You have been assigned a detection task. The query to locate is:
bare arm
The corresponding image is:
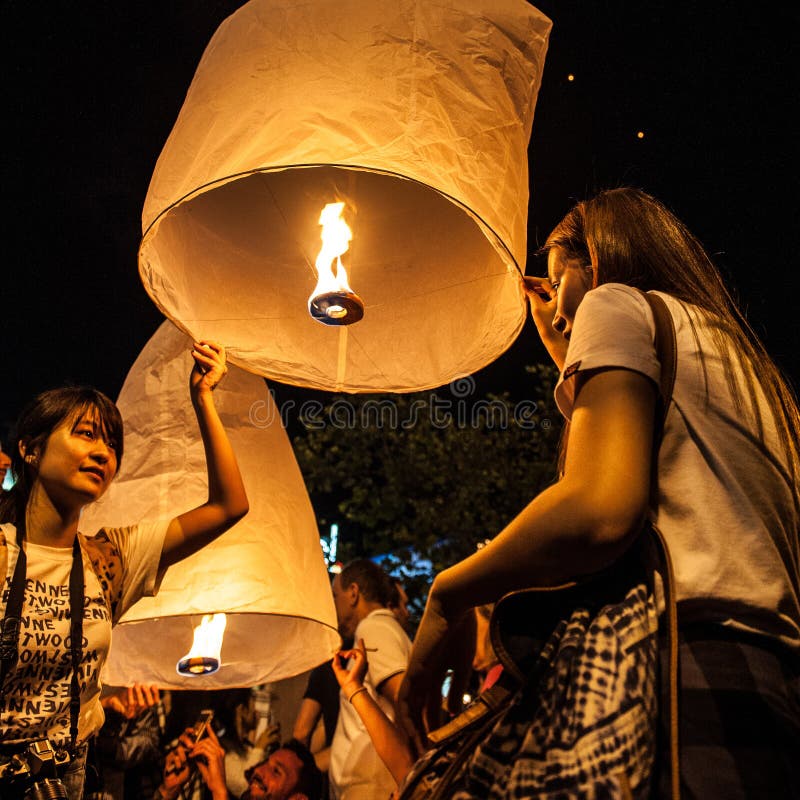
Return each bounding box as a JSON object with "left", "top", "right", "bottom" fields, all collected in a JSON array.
[
  {"left": 398, "top": 368, "right": 656, "bottom": 743},
  {"left": 434, "top": 368, "right": 655, "bottom": 603},
  {"left": 333, "top": 642, "right": 415, "bottom": 787},
  {"left": 160, "top": 341, "right": 249, "bottom": 571},
  {"left": 292, "top": 697, "right": 323, "bottom": 748}
]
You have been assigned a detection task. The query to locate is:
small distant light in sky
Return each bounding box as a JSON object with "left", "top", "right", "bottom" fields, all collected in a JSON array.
[
  {"left": 637, "top": 130, "right": 645, "bottom": 139},
  {"left": 567, "top": 73, "right": 575, "bottom": 82}
]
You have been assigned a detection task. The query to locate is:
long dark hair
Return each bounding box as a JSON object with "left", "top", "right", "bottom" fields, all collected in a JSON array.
[
  {"left": 542, "top": 187, "right": 800, "bottom": 500},
  {"left": 0, "top": 386, "right": 124, "bottom": 525}
]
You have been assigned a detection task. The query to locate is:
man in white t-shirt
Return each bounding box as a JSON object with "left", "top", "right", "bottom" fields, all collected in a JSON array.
[{"left": 328, "top": 560, "right": 412, "bottom": 800}]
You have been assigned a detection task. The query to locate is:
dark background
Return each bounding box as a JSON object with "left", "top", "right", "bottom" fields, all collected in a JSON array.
[{"left": 2, "top": 1, "right": 798, "bottom": 437}]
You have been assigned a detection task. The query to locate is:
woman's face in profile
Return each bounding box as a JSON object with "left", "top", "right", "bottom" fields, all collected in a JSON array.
[{"left": 547, "top": 247, "right": 595, "bottom": 341}]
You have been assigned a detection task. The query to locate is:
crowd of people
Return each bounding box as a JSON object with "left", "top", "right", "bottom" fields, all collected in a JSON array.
[
  {"left": 1, "top": 188, "right": 798, "bottom": 799},
  {"left": 76, "top": 558, "right": 477, "bottom": 800}
]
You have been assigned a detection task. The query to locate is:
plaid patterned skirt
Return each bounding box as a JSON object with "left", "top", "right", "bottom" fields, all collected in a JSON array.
[
  {"left": 398, "top": 550, "right": 800, "bottom": 800},
  {"left": 659, "top": 624, "right": 800, "bottom": 800}
]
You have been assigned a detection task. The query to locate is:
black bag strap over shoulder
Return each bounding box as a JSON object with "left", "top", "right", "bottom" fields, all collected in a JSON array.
[
  {"left": 643, "top": 291, "right": 677, "bottom": 438},
  {"left": 0, "top": 518, "right": 85, "bottom": 754},
  {"left": 639, "top": 290, "right": 680, "bottom": 800},
  {"left": 0, "top": 525, "right": 27, "bottom": 692}
]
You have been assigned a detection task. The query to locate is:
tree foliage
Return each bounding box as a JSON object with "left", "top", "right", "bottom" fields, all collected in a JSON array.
[{"left": 292, "top": 364, "right": 563, "bottom": 616}]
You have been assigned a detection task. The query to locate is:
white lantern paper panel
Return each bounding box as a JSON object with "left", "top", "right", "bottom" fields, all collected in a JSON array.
[
  {"left": 81, "top": 321, "right": 340, "bottom": 688},
  {"left": 139, "top": 0, "right": 552, "bottom": 393}
]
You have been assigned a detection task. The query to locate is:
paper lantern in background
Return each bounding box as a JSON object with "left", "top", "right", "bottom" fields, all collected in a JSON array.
[
  {"left": 138, "top": 0, "right": 552, "bottom": 392},
  {"left": 81, "top": 321, "right": 340, "bottom": 688}
]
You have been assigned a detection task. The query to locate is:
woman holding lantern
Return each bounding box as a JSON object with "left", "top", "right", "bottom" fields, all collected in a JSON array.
[
  {"left": 0, "top": 340, "right": 248, "bottom": 800},
  {"left": 397, "top": 188, "right": 800, "bottom": 799}
]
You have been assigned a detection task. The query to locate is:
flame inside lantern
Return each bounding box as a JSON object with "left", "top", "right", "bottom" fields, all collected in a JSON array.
[
  {"left": 176, "top": 613, "right": 227, "bottom": 676},
  {"left": 308, "top": 202, "right": 364, "bottom": 325}
]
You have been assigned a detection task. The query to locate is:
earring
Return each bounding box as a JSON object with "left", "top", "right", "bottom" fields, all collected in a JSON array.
[{"left": 25, "top": 454, "right": 38, "bottom": 465}]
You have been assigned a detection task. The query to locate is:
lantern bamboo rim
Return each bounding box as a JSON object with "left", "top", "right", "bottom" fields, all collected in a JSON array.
[{"left": 140, "top": 162, "right": 521, "bottom": 275}]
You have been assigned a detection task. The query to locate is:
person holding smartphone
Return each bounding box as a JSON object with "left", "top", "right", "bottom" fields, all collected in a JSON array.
[{"left": 154, "top": 726, "right": 322, "bottom": 800}]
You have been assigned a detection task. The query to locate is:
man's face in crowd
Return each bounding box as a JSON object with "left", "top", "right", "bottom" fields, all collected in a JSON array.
[
  {"left": 331, "top": 573, "right": 358, "bottom": 639},
  {"left": 241, "top": 748, "right": 306, "bottom": 800}
]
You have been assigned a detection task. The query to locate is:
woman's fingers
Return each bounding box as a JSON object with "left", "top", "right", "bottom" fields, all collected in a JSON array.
[
  {"left": 190, "top": 340, "right": 228, "bottom": 390},
  {"left": 523, "top": 275, "right": 555, "bottom": 301},
  {"left": 332, "top": 644, "right": 368, "bottom": 688},
  {"left": 143, "top": 683, "right": 160, "bottom": 707},
  {"left": 522, "top": 276, "right": 568, "bottom": 369},
  {"left": 191, "top": 344, "right": 223, "bottom": 371}
]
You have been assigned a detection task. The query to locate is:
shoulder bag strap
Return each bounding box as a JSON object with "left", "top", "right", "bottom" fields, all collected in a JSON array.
[
  {"left": 68, "top": 536, "right": 84, "bottom": 750},
  {"left": 640, "top": 290, "right": 680, "bottom": 800},
  {"left": 644, "top": 291, "right": 677, "bottom": 444},
  {"left": 0, "top": 525, "right": 27, "bottom": 695},
  {"left": 0, "top": 518, "right": 84, "bottom": 752}
]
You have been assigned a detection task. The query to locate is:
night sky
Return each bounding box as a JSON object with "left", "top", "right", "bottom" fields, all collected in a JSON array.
[{"left": 2, "top": 1, "right": 798, "bottom": 438}]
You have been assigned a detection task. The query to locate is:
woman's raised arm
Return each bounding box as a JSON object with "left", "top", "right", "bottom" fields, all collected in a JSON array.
[{"left": 159, "top": 341, "right": 249, "bottom": 570}]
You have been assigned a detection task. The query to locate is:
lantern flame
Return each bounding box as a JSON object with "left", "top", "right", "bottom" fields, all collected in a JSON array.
[
  {"left": 176, "top": 613, "right": 227, "bottom": 676},
  {"left": 308, "top": 202, "right": 364, "bottom": 325},
  {"left": 313, "top": 202, "right": 353, "bottom": 295}
]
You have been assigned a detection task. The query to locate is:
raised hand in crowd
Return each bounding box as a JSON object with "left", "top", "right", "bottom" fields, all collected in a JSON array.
[
  {"left": 234, "top": 693, "right": 281, "bottom": 751},
  {"left": 155, "top": 725, "right": 229, "bottom": 800},
  {"left": 332, "top": 638, "right": 414, "bottom": 789},
  {"left": 101, "top": 682, "right": 161, "bottom": 719}
]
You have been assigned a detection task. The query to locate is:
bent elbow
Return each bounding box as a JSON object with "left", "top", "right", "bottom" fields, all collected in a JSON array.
[
  {"left": 220, "top": 496, "right": 249, "bottom": 527},
  {"left": 589, "top": 507, "right": 647, "bottom": 555},
  {"left": 230, "top": 499, "right": 250, "bottom": 522}
]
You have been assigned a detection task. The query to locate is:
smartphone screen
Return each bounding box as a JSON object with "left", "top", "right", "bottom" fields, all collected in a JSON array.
[
  {"left": 252, "top": 689, "right": 273, "bottom": 743},
  {"left": 440, "top": 669, "right": 454, "bottom": 700}
]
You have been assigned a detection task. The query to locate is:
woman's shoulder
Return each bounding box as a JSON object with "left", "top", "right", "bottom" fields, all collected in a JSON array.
[
  {"left": 585, "top": 282, "right": 653, "bottom": 309},
  {"left": 587, "top": 284, "right": 699, "bottom": 319},
  {"left": 578, "top": 283, "right": 698, "bottom": 336},
  {"left": 0, "top": 523, "right": 17, "bottom": 553},
  {"left": 571, "top": 283, "right": 655, "bottom": 340}
]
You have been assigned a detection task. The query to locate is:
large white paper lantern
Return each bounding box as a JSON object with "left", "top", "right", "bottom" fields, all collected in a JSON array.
[
  {"left": 81, "top": 321, "right": 340, "bottom": 688},
  {"left": 138, "top": 0, "right": 552, "bottom": 392}
]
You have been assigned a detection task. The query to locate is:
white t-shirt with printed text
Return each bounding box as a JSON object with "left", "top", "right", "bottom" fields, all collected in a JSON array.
[{"left": 0, "top": 521, "right": 167, "bottom": 746}]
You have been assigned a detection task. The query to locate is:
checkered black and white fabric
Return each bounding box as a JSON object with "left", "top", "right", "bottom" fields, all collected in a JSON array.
[{"left": 399, "top": 561, "right": 660, "bottom": 800}]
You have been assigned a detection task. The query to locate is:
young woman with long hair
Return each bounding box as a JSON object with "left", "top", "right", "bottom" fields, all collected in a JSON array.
[
  {"left": 397, "top": 188, "right": 799, "bottom": 798},
  {"left": 0, "top": 341, "right": 248, "bottom": 799}
]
